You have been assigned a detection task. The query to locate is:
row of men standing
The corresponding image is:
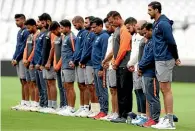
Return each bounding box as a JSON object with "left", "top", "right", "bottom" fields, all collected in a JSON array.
[{"left": 11, "top": 11, "right": 134, "bottom": 120}]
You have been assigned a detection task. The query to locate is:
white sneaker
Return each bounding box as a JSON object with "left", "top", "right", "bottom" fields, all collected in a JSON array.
[
  {"left": 86, "top": 110, "right": 93, "bottom": 117},
  {"left": 151, "top": 118, "right": 176, "bottom": 130},
  {"left": 87, "top": 111, "right": 99, "bottom": 118},
  {"left": 68, "top": 108, "right": 76, "bottom": 116},
  {"left": 30, "top": 106, "right": 39, "bottom": 112},
  {"left": 72, "top": 107, "right": 84, "bottom": 117},
  {"left": 56, "top": 106, "right": 67, "bottom": 115},
  {"left": 39, "top": 107, "right": 48, "bottom": 113},
  {"left": 56, "top": 107, "right": 62, "bottom": 112},
  {"left": 58, "top": 107, "right": 75, "bottom": 116},
  {"left": 79, "top": 109, "right": 91, "bottom": 117},
  {"left": 108, "top": 113, "right": 119, "bottom": 121},
  {"left": 57, "top": 109, "right": 67, "bottom": 116},
  {"left": 22, "top": 105, "right": 31, "bottom": 111},
  {"left": 62, "top": 107, "right": 75, "bottom": 116},
  {"left": 11, "top": 104, "right": 24, "bottom": 110},
  {"left": 43, "top": 108, "right": 56, "bottom": 114}
]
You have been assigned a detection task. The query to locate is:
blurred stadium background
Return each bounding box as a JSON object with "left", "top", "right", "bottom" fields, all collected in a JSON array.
[{"left": 1, "top": 0, "right": 195, "bottom": 82}]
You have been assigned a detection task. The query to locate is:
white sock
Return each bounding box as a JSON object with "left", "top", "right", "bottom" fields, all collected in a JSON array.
[
  {"left": 94, "top": 103, "right": 100, "bottom": 112},
  {"left": 48, "top": 100, "right": 52, "bottom": 108},
  {"left": 90, "top": 103, "right": 94, "bottom": 112},
  {"left": 52, "top": 101, "right": 57, "bottom": 109}
]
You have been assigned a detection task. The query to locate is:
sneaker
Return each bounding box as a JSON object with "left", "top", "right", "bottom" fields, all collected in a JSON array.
[
  {"left": 143, "top": 118, "right": 157, "bottom": 128},
  {"left": 131, "top": 115, "right": 141, "bottom": 125},
  {"left": 55, "top": 106, "right": 67, "bottom": 113},
  {"left": 87, "top": 111, "right": 98, "bottom": 118},
  {"left": 79, "top": 109, "right": 91, "bottom": 118},
  {"left": 22, "top": 105, "right": 31, "bottom": 111},
  {"left": 110, "top": 117, "right": 127, "bottom": 123},
  {"left": 93, "top": 112, "right": 107, "bottom": 120},
  {"left": 38, "top": 107, "right": 48, "bottom": 113},
  {"left": 151, "top": 118, "right": 176, "bottom": 130},
  {"left": 136, "top": 116, "right": 148, "bottom": 126},
  {"left": 128, "top": 112, "right": 137, "bottom": 119},
  {"left": 100, "top": 113, "right": 113, "bottom": 121},
  {"left": 44, "top": 108, "right": 56, "bottom": 114},
  {"left": 72, "top": 107, "right": 84, "bottom": 117},
  {"left": 30, "top": 106, "right": 39, "bottom": 112},
  {"left": 109, "top": 113, "right": 119, "bottom": 120},
  {"left": 66, "top": 108, "right": 76, "bottom": 116},
  {"left": 11, "top": 104, "right": 22, "bottom": 110},
  {"left": 58, "top": 107, "right": 75, "bottom": 116},
  {"left": 57, "top": 107, "right": 69, "bottom": 116}
]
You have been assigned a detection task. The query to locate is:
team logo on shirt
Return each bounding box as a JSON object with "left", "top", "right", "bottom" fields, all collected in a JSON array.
[
  {"left": 95, "top": 37, "right": 100, "bottom": 43},
  {"left": 21, "top": 30, "right": 25, "bottom": 36}
]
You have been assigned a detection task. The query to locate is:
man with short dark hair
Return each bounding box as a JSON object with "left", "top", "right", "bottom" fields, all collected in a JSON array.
[
  {"left": 148, "top": 1, "right": 180, "bottom": 129},
  {"left": 138, "top": 22, "right": 161, "bottom": 127},
  {"left": 29, "top": 16, "right": 48, "bottom": 112},
  {"left": 107, "top": 11, "right": 133, "bottom": 123},
  {"left": 91, "top": 17, "right": 109, "bottom": 120},
  {"left": 11, "top": 14, "right": 30, "bottom": 110},
  {"left": 56, "top": 19, "right": 76, "bottom": 116},
  {"left": 22, "top": 18, "right": 40, "bottom": 111},
  {"left": 39, "top": 13, "right": 57, "bottom": 113},
  {"left": 79, "top": 16, "right": 100, "bottom": 118},
  {"left": 126, "top": 18, "right": 147, "bottom": 125},
  {"left": 70, "top": 16, "right": 89, "bottom": 117},
  {"left": 101, "top": 18, "right": 119, "bottom": 121},
  {"left": 49, "top": 21, "right": 67, "bottom": 111}
]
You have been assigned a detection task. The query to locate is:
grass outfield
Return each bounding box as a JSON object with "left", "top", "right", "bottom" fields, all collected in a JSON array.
[{"left": 1, "top": 77, "right": 195, "bottom": 131}]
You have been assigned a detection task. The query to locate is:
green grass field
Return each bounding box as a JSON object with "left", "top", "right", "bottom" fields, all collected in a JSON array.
[{"left": 1, "top": 77, "right": 195, "bottom": 131}]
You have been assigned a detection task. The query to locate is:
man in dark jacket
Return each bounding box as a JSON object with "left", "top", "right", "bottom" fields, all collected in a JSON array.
[
  {"left": 79, "top": 16, "right": 100, "bottom": 117},
  {"left": 11, "top": 14, "right": 30, "bottom": 110},
  {"left": 148, "top": 1, "right": 180, "bottom": 129},
  {"left": 70, "top": 16, "right": 89, "bottom": 117},
  {"left": 91, "top": 17, "right": 109, "bottom": 120},
  {"left": 138, "top": 23, "right": 161, "bottom": 127}
]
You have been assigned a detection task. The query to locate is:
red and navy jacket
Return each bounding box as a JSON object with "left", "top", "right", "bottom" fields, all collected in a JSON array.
[{"left": 13, "top": 27, "right": 30, "bottom": 62}]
